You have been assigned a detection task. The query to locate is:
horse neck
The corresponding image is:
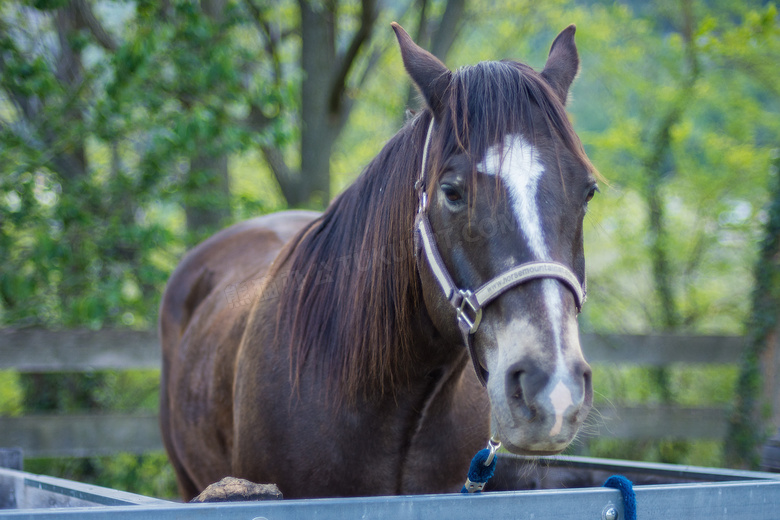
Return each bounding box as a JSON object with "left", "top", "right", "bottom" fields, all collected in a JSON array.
[{"left": 277, "top": 114, "right": 459, "bottom": 404}]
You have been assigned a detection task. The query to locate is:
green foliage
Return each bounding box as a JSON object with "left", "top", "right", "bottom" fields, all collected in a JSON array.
[
  {"left": 591, "top": 365, "right": 738, "bottom": 408},
  {"left": 1, "top": 0, "right": 779, "bottom": 493},
  {"left": 0, "top": 0, "right": 296, "bottom": 327},
  {"left": 583, "top": 439, "right": 724, "bottom": 468},
  {"left": 17, "top": 370, "right": 161, "bottom": 413},
  {"left": 24, "top": 453, "right": 178, "bottom": 499},
  {"left": 571, "top": 2, "right": 780, "bottom": 336},
  {"left": 0, "top": 371, "right": 23, "bottom": 416},
  {"left": 13, "top": 370, "right": 176, "bottom": 497},
  {"left": 21, "top": 373, "right": 107, "bottom": 412}
]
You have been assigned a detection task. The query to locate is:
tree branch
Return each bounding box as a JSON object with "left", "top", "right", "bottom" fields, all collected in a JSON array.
[
  {"left": 642, "top": 0, "right": 701, "bottom": 331},
  {"left": 327, "top": 0, "right": 377, "bottom": 115},
  {"left": 245, "top": 102, "right": 274, "bottom": 131},
  {"left": 429, "top": 0, "right": 465, "bottom": 60},
  {"left": 246, "top": 103, "right": 299, "bottom": 206},
  {"left": 0, "top": 38, "right": 39, "bottom": 125},
  {"left": 403, "top": 0, "right": 463, "bottom": 114},
  {"left": 414, "top": 0, "right": 429, "bottom": 43},
  {"left": 260, "top": 144, "right": 301, "bottom": 206},
  {"left": 244, "top": 0, "right": 284, "bottom": 87},
  {"left": 70, "top": 0, "right": 118, "bottom": 52},
  {"left": 356, "top": 46, "right": 383, "bottom": 89}
]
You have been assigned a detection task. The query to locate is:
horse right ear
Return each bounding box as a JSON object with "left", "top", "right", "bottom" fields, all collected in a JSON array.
[
  {"left": 392, "top": 22, "right": 451, "bottom": 118},
  {"left": 541, "top": 25, "right": 579, "bottom": 105}
]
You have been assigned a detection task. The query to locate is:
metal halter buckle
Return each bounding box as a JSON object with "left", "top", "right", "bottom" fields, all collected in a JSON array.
[
  {"left": 484, "top": 437, "right": 501, "bottom": 466},
  {"left": 456, "top": 290, "right": 482, "bottom": 334}
]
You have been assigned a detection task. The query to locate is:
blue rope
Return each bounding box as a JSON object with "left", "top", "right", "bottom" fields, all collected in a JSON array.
[
  {"left": 603, "top": 475, "right": 637, "bottom": 520},
  {"left": 459, "top": 443, "right": 637, "bottom": 517},
  {"left": 460, "top": 448, "right": 497, "bottom": 493}
]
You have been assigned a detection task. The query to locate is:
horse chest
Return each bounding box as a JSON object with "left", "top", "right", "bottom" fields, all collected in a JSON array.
[
  {"left": 395, "top": 366, "right": 490, "bottom": 494},
  {"left": 233, "top": 361, "right": 488, "bottom": 498}
]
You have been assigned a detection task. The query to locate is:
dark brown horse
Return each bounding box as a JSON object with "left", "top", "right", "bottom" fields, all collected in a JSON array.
[{"left": 160, "top": 23, "right": 598, "bottom": 500}]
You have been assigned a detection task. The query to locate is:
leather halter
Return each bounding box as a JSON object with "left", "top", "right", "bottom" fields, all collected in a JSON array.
[{"left": 413, "top": 118, "right": 586, "bottom": 386}]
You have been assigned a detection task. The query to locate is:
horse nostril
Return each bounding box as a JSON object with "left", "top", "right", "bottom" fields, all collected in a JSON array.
[
  {"left": 510, "top": 369, "right": 524, "bottom": 399},
  {"left": 579, "top": 363, "right": 592, "bottom": 398},
  {"left": 581, "top": 364, "right": 593, "bottom": 407},
  {"left": 509, "top": 369, "right": 539, "bottom": 420},
  {"left": 567, "top": 362, "right": 592, "bottom": 424}
]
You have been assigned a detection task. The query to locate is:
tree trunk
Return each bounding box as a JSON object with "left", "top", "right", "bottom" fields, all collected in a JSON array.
[
  {"left": 258, "top": 0, "right": 461, "bottom": 209},
  {"left": 298, "top": 0, "right": 339, "bottom": 208},
  {"left": 53, "top": 4, "right": 88, "bottom": 182},
  {"left": 645, "top": 144, "right": 681, "bottom": 333},
  {"left": 726, "top": 149, "right": 780, "bottom": 468},
  {"left": 20, "top": 1, "right": 109, "bottom": 417},
  {"left": 185, "top": 154, "right": 231, "bottom": 236},
  {"left": 642, "top": 0, "right": 698, "bottom": 407},
  {"left": 53, "top": 3, "right": 91, "bottom": 320},
  {"left": 182, "top": 0, "right": 232, "bottom": 236}
]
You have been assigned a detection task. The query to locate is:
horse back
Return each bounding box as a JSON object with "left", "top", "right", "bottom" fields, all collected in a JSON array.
[
  {"left": 160, "top": 211, "right": 316, "bottom": 340},
  {"left": 159, "top": 210, "right": 319, "bottom": 499}
]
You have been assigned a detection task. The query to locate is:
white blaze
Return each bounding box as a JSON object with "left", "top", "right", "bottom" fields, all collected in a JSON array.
[
  {"left": 479, "top": 134, "right": 572, "bottom": 436},
  {"left": 479, "top": 135, "right": 547, "bottom": 257},
  {"left": 478, "top": 135, "right": 563, "bottom": 346}
]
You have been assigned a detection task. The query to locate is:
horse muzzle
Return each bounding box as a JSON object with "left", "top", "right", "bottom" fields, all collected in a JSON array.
[{"left": 483, "top": 313, "right": 593, "bottom": 454}]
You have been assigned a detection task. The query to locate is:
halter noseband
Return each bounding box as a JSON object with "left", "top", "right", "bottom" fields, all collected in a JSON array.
[{"left": 413, "top": 118, "right": 586, "bottom": 386}]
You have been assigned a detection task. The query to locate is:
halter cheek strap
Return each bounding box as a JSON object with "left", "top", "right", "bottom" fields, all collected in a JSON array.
[{"left": 414, "top": 117, "right": 587, "bottom": 386}]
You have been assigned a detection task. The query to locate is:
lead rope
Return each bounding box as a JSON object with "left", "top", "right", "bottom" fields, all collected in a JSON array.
[
  {"left": 603, "top": 475, "right": 637, "bottom": 520},
  {"left": 461, "top": 444, "right": 639, "bottom": 513},
  {"left": 461, "top": 437, "right": 501, "bottom": 493}
]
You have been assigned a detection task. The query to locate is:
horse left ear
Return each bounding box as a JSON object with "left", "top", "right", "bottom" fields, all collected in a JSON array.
[
  {"left": 392, "top": 22, "right": 452, "bottom": 118},
  {"left": 541, "top": 25, "right": 579, "bottom": 105}
]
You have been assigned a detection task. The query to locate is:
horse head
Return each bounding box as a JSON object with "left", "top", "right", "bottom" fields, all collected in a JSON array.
[{"left": 393, "top": 23, "right": 596, "bottom": 455}]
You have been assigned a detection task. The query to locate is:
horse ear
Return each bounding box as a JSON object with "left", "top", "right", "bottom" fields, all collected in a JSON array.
[
  {"left": 392, "top": 22, "right": 451, "bottom": 118},
  {"left": 541, "top": 25, "right": 579, "bottom": 105}
]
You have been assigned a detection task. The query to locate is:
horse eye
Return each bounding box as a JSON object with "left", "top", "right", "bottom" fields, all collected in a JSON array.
[
  {"left": 585, "top": 185, "right": 599, "bottom": 203},
  {"left": 441, "top": 184, "right": 463, "bottom": 203}
]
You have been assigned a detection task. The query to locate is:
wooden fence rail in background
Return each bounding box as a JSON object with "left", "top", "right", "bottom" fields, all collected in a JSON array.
[
  {"left": 0, "top": 329, "right": 160, "bottom": 372},
  {"left": 0, "top": 329, "right": 747, "bottom": 457}
]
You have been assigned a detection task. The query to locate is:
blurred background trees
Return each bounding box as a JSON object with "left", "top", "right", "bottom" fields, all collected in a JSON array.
[{"left": 0, "top": 0, "right": 778, "bottom": 494}]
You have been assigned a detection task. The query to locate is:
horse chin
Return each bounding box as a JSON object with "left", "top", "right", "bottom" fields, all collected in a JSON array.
[
  {"left": 491, "top": 415, "right": 577, "bottom": 456},
  {"left": 498, "top": 435, "right": 571, "bottom": 457}
]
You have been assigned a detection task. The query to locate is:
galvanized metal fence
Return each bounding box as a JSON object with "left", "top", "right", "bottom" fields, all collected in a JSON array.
[{"left": 3, "top": 454, "right": 780, "bottom": 519}]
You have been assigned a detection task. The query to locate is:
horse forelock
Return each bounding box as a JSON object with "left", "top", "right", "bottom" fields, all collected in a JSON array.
[{"left": 427, "top": 60, "right": 598, "bottom": 201}]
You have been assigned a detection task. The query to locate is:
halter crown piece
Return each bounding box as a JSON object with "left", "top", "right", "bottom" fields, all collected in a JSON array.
[{"left": 413, "top": 117, "right": 587, "bottom": 386}]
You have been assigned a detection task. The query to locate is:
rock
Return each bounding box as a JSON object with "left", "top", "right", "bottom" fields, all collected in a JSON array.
[{"left": 190, "top": 477, "right": 283, "bottom": 503}]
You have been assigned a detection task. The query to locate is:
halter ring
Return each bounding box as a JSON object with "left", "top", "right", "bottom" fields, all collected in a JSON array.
[{"left": 455, "top": 290, "right": 482, "bottom": 334}]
